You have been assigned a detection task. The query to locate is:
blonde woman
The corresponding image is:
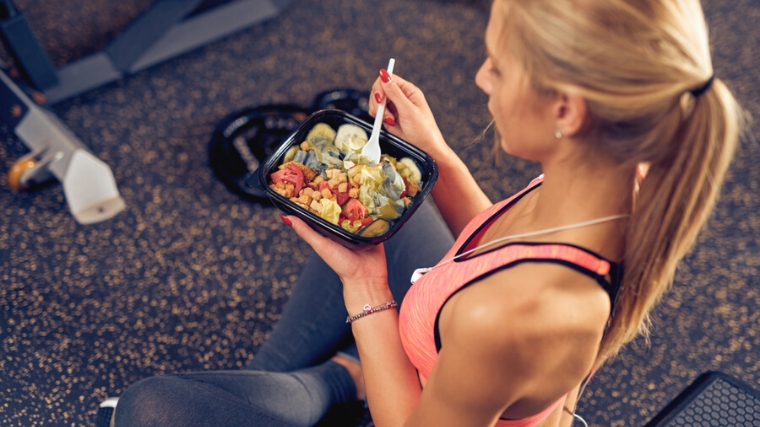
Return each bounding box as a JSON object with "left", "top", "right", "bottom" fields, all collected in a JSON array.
[{"left": 112, "top": 0, "right": 741, "bottom": 426}]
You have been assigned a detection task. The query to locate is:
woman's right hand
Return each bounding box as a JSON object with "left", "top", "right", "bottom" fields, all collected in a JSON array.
[
  {"left": 370, "top": 71, "right": 450, "bottom": 160},
  {"left": 371, "top": 70, "right": 493, "bottom": 238}
]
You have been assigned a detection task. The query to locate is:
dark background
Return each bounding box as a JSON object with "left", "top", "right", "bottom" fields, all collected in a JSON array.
[{"left": 1, "top": 0, "right": 758, "bottom": 426}]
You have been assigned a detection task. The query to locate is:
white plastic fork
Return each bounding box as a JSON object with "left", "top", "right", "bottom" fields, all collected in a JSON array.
[{"left": 361, "top": 58, "right": 395, "bottom": 164}]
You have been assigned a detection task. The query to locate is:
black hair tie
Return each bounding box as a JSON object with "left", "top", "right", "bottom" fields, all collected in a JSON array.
[{"left": 690, "top": 75, "right": 715, "bottom": 97}]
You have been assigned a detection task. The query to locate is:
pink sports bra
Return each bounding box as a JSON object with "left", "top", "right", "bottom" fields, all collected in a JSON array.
[{"left": 398, "top": 177, "right": 621, "bottom": 427}]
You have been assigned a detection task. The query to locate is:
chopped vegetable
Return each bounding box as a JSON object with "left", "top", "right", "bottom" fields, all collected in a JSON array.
[
  {"left": 398, "top": 157, "right": 422, "bottom": 184},
  {"left": 341, "top": 198, "right": 369, "bottom": 223},
  {"left": 320, "top": 198, "right": 341, "bottom": 225},
  {"left": 270, "top": 162, "right": 305, "bottom": 196},
  {"left": 283, "top": 146, "right": 299, "bottom": 163},
  {"left": 271, "top": 122, "right": 425, "bottom": 236},
  {"left": 358, "top": 219, "right": 391, "bottom": 237},
  {"left": 334, "top": 124, "right": 368, "bottom": 154}
]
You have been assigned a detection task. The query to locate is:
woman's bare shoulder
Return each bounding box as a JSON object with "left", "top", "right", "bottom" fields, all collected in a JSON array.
[{"left": 439, "top": 261, "right": 610, "bottom": 394}]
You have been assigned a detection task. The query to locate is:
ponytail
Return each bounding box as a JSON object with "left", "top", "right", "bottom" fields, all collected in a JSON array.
[
  {"left": 496, "top": 0, "right": 745, "bottom": 368},
  {"left": 597, "top": 79, "right": 742, "bottom": 366}
]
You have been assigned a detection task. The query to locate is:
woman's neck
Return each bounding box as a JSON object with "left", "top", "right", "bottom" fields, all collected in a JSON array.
[
  {"left": 531, "top": 144, "right": 635, "bottom": 226},
  {"left": 533, "top": 160, "right": 634, "bottom": 225},
  {"left": 483, "top": 152, "right": 635, "bottom": 260}
]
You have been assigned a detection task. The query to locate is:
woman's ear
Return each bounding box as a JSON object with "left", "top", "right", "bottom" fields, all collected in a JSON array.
[{"left": 554, "top": 91, "right": 588, "bottom": 137}]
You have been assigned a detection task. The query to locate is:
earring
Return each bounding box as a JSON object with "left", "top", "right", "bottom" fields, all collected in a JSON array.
[{"left": 555, "top": 129, "right": 563, "bottom": 139}]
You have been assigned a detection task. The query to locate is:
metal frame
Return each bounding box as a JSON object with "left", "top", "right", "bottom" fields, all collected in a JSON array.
[
  {"left": 1, "top": 0, "right": 294, "bottom": 223},
  {"left": 0, "top": 0, "right": 295, "bottom": 104}
]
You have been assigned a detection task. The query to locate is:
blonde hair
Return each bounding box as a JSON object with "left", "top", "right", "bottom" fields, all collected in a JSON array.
[{"left": 494, "top": 0, "right": 743, "bottom": 368}]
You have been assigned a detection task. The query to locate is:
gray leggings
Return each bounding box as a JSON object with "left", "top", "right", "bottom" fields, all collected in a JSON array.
[{"left": 114, "top": 201, "right": 454, "bottom": 427}]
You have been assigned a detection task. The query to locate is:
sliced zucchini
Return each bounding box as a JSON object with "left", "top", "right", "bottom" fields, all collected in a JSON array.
[
  {"left": 399, "top": 157, "right": 422, "bottom": 184},
  {"left": 283, "top": 145, "right": 300, "bottom": 163},
  {"left": 306, "top": 123, "right": 337, "bottom": 148},
  {"left": 334, "top": 124, "right": 368, "bottom": 153}
]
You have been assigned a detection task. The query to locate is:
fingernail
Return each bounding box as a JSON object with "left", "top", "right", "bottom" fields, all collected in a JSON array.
[
  {"left": 379, "top": 68, "right": 391, "bottom": 83},
  {"left": 383, "top": 116, "right": 396, "bottom": 127},
  {"left": 374, "top": 92, "right": 382, "bottom": 104},
  {"left": 281, "top": 215, "right": 292, "bottom": 227}
]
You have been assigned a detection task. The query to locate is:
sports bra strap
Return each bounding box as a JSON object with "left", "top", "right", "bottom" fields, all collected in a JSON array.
[{"left": 433, "top": 244, "right": 623, "bottom": 353}]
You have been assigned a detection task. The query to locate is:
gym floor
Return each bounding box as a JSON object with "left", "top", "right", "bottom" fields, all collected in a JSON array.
[{"left": 1, "top": 1, "right": 758, "bottom": 426}]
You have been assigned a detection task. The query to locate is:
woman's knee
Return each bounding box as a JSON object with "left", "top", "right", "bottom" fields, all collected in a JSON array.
[{"left": 114, "top": 375, "right": 194, "bottom": 427}]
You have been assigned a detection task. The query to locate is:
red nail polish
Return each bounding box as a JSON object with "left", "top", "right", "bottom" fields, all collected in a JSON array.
[
  {"left": 379, "top": 69, "right": 391, "bottom": 83},
  {"left": 374, "top": 92, "right": 382, "bottom": 104},
  {"left": 281, "top": 215, "right": 292, "bottom": 227},
  {"left": 383, "top": 116, "right": 396, "bottom": 127}
]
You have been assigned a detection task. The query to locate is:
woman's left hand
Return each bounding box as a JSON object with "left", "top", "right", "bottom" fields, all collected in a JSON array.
[{"left": 284, "top": 215, "right": 389, "bottom": 291}]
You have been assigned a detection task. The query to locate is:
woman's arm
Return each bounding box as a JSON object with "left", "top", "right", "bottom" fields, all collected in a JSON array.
[
  {"left": 286, "top": 216, "right": 423, "bottom": 425},
  {"left": 286, "top": 218, "right": 568, "bottom": 427},
  {"left": 370, "top": 74, "right": 492, "bottom": 237},
  {"left": 348, "top": 270, "right": 571, "bottom": 427},
  {"left": 348, "top": 301, "right": 423, "bottom": 426},
  {"left": 427, "top": 149, "right": 494, "bottom": 238}
]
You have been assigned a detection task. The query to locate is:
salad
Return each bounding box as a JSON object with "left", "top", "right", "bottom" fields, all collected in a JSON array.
[{"left": 269, "top": 122, "right": 423, "bottom": 237}]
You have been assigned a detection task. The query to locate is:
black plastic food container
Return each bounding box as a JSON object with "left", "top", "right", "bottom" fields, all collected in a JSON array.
[{"left": 246, "top": 109, "right": 438, "bottom": 249}]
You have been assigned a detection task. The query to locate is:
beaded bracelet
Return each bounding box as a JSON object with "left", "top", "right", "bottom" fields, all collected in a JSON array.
[{"left": 346, "top": 300, "right": 398, "bottom": 323}]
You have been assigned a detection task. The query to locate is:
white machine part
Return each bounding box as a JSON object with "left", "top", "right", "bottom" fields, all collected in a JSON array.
[{"left": 2, "top": 68, "right": 125, "bottom": 224}]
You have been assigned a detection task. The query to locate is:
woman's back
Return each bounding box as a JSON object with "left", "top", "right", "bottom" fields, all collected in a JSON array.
[{"left": 400, "top": 179, "right": 625, "bottom": 426}]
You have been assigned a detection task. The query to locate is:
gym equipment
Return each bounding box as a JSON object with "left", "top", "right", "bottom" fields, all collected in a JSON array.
[
  {"left": 0, "top": 0, "right": 297, "bottom": 104},
  {"left": 1, "top": 0, "right": 295, "bottom": 223},
  {"left": 209, "top": 89, "right": 370, "bottom": 204},
  {"left": 311, "top": 88, "right": 372, "bottom": 123},
  {"left": 1, "top": 66, "right": 126, "bottom": 223},
  {"left": 209, "top": 104, "right": 310, "bottom": 204},
  {"left": 644, "top": 371, "right": 759, "bottom": 427}
]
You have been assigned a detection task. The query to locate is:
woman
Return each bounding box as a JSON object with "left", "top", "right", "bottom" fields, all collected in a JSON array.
[{"left": 112, "top": 0, "right": 741, "bottom": 426}]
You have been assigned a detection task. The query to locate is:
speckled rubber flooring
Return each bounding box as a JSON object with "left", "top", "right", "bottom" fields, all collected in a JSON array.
[{"left": 1, "top": 1, "right": 759, "bottom": 426}]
